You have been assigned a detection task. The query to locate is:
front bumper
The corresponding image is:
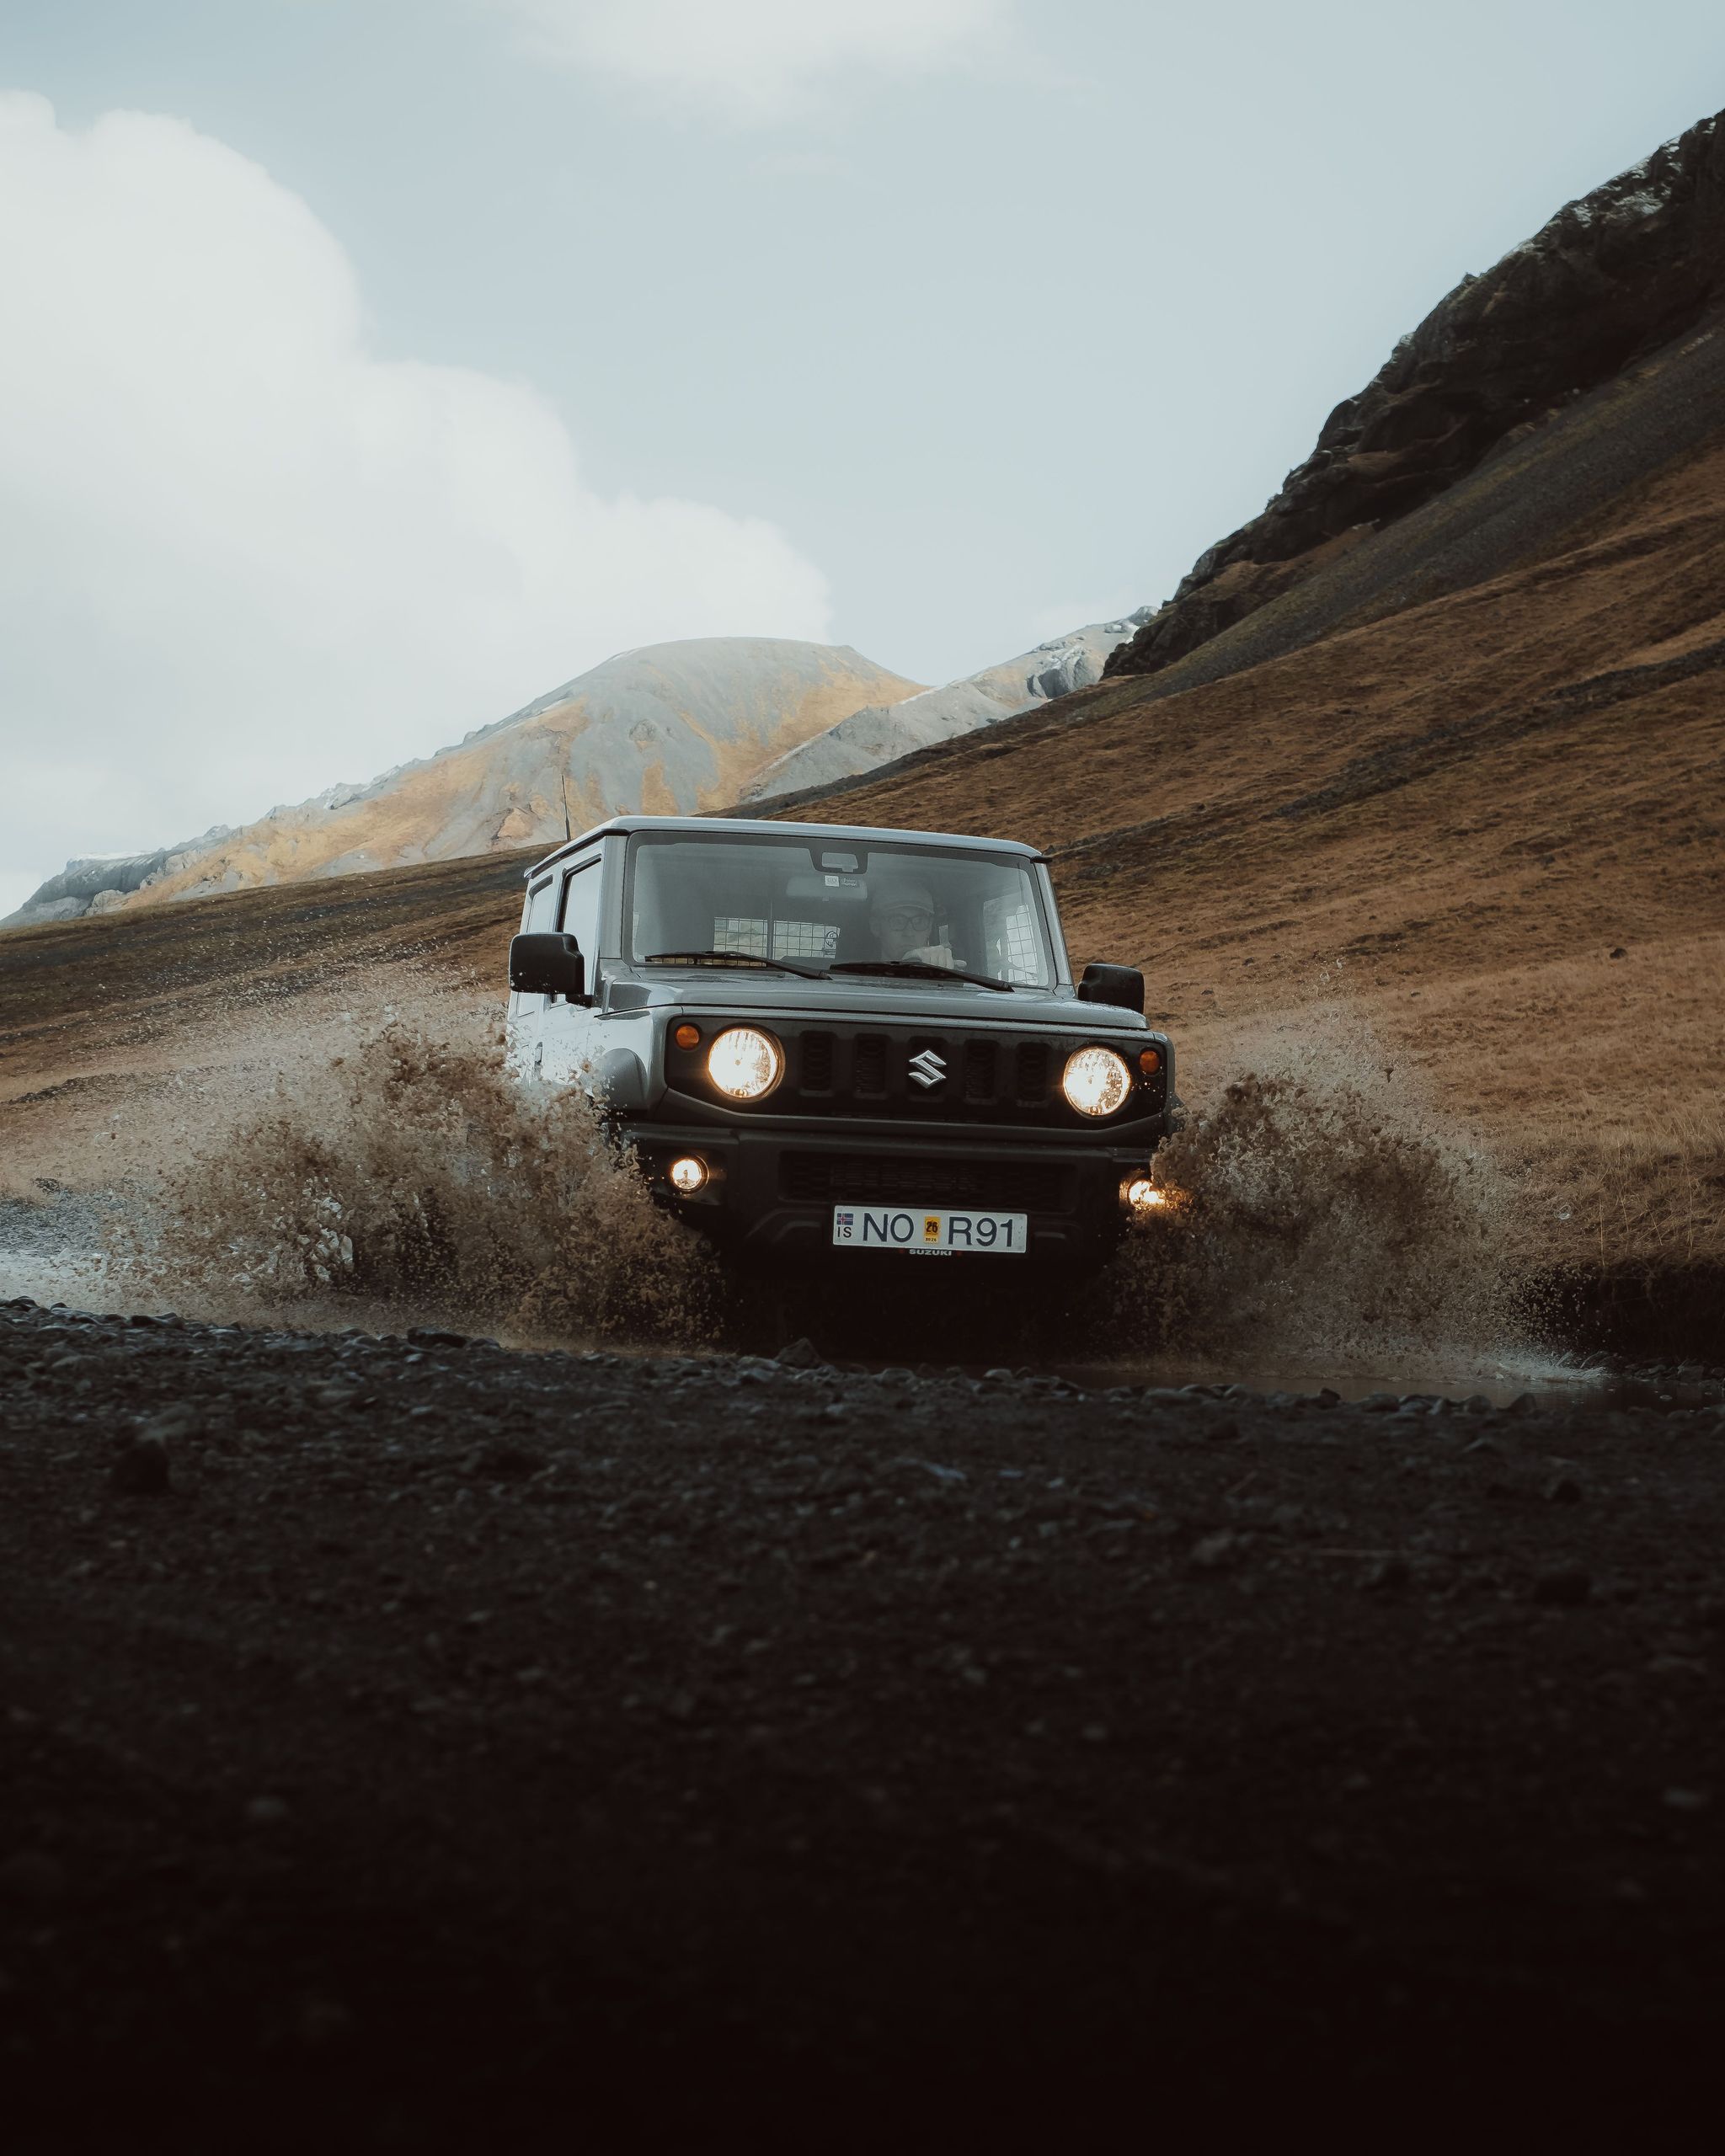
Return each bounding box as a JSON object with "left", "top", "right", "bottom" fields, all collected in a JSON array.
[{"left": 623, "top": 1120, "right": 1160, "bottom": 1267}]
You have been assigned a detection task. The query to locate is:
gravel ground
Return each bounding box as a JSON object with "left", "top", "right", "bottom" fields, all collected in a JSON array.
[{"left": 3, "top": 1299, "right": 1724, "bottom": 2147}]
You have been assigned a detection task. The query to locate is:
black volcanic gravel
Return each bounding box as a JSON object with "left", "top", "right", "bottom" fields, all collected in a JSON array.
[{"left": 3, "top": 1299, "right": 1724, "bottom": 2145}]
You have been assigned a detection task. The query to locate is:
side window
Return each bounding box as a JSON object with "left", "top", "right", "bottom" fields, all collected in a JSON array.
[
  {"left": 559, "top": 860, "right": 601, "bottom": 962},
  {"left": 524, "top": 878, "right": 558, "bottom": 933},
  {"left": 982, "top": 893, "right": 1044, "bottom": 984}
]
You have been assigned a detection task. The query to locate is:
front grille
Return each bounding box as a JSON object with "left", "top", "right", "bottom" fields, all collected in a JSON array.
[
  {"left": 780, "top": 1152, "right": 1075, "bottom": 1214},
  {"left": 664, "top": 1017, "right": 1163, "bottom": 1126}
]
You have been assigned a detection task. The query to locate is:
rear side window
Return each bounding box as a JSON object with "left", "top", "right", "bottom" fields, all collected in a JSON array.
[
  {"left": 559, "top": 859, "right": 601, "bottom": 956},
  {"left": 524, "top": 878, "right": 558, "bottom": 933}
]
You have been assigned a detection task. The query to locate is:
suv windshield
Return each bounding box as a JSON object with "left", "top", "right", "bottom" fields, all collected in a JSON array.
[{"left": 626, "top": 834, "right": 1055, "bottom": 988}]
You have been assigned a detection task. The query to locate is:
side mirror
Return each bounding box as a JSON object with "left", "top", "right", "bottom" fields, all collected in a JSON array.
[
  {"left": 1076, "top": 962, "right": 1144, "bottom": 1013},
  {"left": 510, "top": 931, "right": 587, "bottom": 1003}
]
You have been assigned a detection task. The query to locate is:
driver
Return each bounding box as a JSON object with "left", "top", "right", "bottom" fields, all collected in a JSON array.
[{"left": 868, "top": 878, "right": 960, "bottom": 969}]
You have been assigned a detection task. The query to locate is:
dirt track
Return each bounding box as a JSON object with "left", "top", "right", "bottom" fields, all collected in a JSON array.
[{"left": 4, "top": 1299, "right": 1724, "bottom": 2145}]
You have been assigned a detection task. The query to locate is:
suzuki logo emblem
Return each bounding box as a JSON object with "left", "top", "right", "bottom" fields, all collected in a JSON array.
[{"left": 908, "top": 1048, "right": 947, "bottom": 1090}]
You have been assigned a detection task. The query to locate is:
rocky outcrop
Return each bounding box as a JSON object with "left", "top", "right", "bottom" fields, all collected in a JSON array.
[
  {"left": 5, "top": 837, "right": 234, "bottom": 928},
  {"left": 741, "top": 614, "right": 1151, "bottom": 802},
  {"left": 1107, "top": 106, "right": 1725, "bottom": 680}
]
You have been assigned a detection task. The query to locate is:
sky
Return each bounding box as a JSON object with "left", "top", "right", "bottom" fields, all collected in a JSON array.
[{"left": 2, "top": 0, "right": 1722, "bottom": 917}]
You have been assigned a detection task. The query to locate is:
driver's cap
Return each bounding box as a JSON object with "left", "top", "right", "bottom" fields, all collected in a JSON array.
[{"left": 868, "top": 877, "right": 936, "bottom": 918}]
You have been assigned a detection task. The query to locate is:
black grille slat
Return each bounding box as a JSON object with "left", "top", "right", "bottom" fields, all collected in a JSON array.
[
  {"left": 1014, "top": 1041, "right": 1049, "bottom": 1106},
  {"left": 781, "top": 1152, "right": 1073, "bottom": 1214},
  {"left": 852, "top": 1033, "right": 889, "bottom": 1097},
  {"left": 799, "top": 1031, "right": 834, "bottom": 1094},
  {"left": 963, "top": 1038, "right": 998, "bottom": 1103}
]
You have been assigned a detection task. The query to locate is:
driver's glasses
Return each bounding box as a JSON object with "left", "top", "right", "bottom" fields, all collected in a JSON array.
[{"left": 878, "top": 905, "right": 934, "bottom": 939}]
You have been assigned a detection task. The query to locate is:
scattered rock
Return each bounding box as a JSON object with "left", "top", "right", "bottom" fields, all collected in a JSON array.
[
  {"left": 1190, "top": 1531, "right": 1247, "bottom": 1572},
  {"left": 110, "top": 1435, "right": 171, "bottom": 1496},
  {"left": 138, "top": 1406, "right": 203, "bottom": 1444},
  {"left": 777, "top": 1337, "right": 825, "bottom": 1369}
]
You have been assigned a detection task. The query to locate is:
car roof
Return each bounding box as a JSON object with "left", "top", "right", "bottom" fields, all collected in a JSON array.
[{"left": 524, "top": 814, "right": 1044, "bottom": 883}]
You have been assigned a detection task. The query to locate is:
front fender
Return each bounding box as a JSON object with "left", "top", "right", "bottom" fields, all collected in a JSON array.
[{"left": 592, "top": 1046, "right": 649, "bottom": 1110}]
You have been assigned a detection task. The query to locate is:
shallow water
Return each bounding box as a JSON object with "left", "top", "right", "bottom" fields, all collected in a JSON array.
[{"left": 1044, "top": 1357, "right": 1722, "bottom": 1412}]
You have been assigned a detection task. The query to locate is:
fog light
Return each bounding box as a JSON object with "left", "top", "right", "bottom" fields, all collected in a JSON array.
[
  {"left": 668, "top": 1155, "right": 708, "bottom": 1195},
  {"left": 1122, "top": 1174, "right": 1165, "bottom": 1213},
  {"left": 1138, "top": 1047, "right": 1162, "bottom": 1075},
  {"left": 673, "top": 1022, "right": 701, "bottom": 1050}
]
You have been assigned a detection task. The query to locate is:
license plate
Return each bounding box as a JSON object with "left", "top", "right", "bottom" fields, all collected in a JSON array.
[{"left": 830, "top": 1206, "right": 1028, "bottom": 1255}]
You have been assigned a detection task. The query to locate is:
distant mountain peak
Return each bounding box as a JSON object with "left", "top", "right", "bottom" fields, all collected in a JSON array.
[{"left": 3, "top": 638, "right": 922, "bottom": 929}]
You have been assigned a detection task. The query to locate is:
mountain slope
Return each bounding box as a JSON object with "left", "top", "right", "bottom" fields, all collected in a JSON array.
[
  {"left": 739, "top": 615, "right": 1147, "bottom": 803},
  {"left": 1104, "top": 107, "right": 1724, "bottom": 688},
  {"left": 3, "top": 639, "right": 923, "bottom": 927}
]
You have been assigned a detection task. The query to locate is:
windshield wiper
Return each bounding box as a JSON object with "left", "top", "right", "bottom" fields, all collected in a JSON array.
[
  {"left": 829, "top": 960, "right": 1015, "bottom": 995},
  {"left": 643, "top": 948, "right": 831, "bottom": 980}
]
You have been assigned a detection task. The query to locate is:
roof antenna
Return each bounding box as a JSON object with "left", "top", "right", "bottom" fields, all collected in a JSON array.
[{"left": 560, "top": 775, "right": 573, "bottom": 843}]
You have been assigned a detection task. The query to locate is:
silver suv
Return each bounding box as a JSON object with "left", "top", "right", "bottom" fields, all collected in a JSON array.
[{"left": 507, "top": 816, "right": 1176, "bottom": 1269}]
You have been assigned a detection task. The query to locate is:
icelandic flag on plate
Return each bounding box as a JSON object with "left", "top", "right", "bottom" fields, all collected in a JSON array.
[{"left": 835, "top": 1210, "right": 854, "bottom": 1239}]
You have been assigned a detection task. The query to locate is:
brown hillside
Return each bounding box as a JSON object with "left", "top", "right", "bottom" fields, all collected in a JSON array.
[
  {"left": 772, "top": 408, "right": 1725, "bottom": 1282},
  {"left": 0, "top": 851, "right": 532, "bottom": 1202}
]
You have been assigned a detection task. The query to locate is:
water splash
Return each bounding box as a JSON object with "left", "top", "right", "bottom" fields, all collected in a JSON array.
[
  {"left": 104, "top": 995, "right": 719, "bottom": 1347},
  {"left": 1102, "top": 1008, "right": 1531, "bottom": 1367}
]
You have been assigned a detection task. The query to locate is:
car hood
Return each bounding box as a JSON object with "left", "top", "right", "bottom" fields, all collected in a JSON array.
[{"left": 603, "top": 965, "right": 1154, "bottom": 1037}]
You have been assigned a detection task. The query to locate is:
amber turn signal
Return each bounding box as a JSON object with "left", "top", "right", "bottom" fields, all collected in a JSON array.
[
  {"left": 1138, "top": 1048, "right": 1162, "bottom": 1075},
  {"left": 673, "top": 1022, "right": 701, "bottom": 1050}
]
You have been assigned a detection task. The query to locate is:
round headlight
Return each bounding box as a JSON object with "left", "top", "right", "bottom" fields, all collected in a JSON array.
[
  {"left": 707, "top": 1026, "right": 783, "bottom": 1102},
  {"left": 1062, "top": 1044, "right": 1132, "bottom": 1118}
]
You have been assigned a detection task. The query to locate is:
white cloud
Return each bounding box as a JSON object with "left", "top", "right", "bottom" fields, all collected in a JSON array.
[
  {"left": 0, "top": 91, "right": 830, "bottom": 895},
  {"left": 487, "top": 0, "right": 1013, "bottom": 121}
]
